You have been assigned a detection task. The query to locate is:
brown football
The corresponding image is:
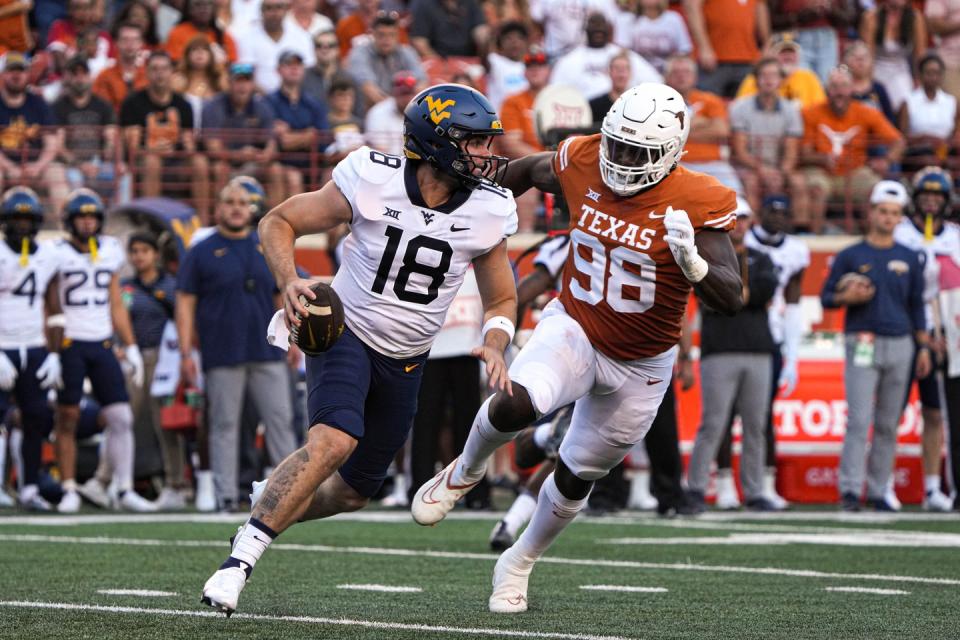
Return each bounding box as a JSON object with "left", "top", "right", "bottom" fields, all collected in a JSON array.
[{"left": 291, "top": 282, "right": 345, "bottom": 356}]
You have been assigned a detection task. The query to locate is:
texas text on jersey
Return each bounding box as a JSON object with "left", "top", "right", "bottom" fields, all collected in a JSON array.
[
  {"left": 0, "top": 240, "right": 60, "bottom": 349},
  {"left": 55, "top": 235, "right": 125, "bottom": 342},
  {"left": 554, "top": 133, "right": 737, "bottom": 360},
  {"left": 331, "top": 146, "right": 518, "bottom": 358}
]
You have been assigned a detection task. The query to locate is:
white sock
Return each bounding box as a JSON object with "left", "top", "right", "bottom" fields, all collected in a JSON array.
[
  {"left": 532, "top": 424, "right": 553, "bottom": 450},
  {"left": 228, "top": 518, "right": 277, "bottom": 575},
  {"left": 20, "top": 484, "right": 38, "bottom": 501},
  {"left": 62, "top": 479, "right": 77, "bottom": 493},
  {"left": 9, "top": 428, "right": 23, "bottom": 490},
  {"left": 453, "top": 397, "right": 519, "bottom": 485},
  {"left": 503, "top": 492, "right": 537, "bottom": 537},
  {"left": 925, "top": 475, "right": 942, "bottom": 494},
  {"left": 0, "top": 430, "right": 6, "bottom": 487},
  {"left": 511, "top": 473, "right": 589, "bottom": 565},
  {"left": 102, "top": 404, "right": 135, "bottom": 493}
]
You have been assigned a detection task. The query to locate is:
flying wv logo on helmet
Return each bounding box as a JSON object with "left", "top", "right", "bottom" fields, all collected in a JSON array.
[{"left": 402, "top": 84, "right": 509, "bottom": 189}]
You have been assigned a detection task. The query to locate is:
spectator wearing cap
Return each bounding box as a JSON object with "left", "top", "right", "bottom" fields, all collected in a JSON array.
[
  {"left": 899, "top": 53, "right": 959, "bottom": 174},
  {"left": 485, "top": 21, "right": 530, "bottom": 112},
  {"left": 860, "top": 0, "right": 927, "bottom": 112},
  {"left": 233, "top": 0, "right": 316, "bottom": 93},
  {"left": 46, "top": 0, "right": 115, "bottom": 75},
  {"left": 821, "top": 180, "right": 931, "bottom": 512},
  {"left": 166, "top": 0, "right": 239, "bottom": 65},
  {"left": 799, "top": 66, "right": 904, "bottom": 234},
  {"left": 734, "top": 33, "right": 825, "bottom": 109},
  {"left": 588, "top": 49, "right": 633, "bottom": 125},
  {"left": 769, "top": 0, "right": 857, "bottom": 83},
  {"left": 364, "top": 71, "right": 417, "bottom": 156},
  {"left": 0, "top": 52, "right": 68, "bottom": 218},
  {"left": 684, "top": 0, "right": 769, "bottom": 98},
  {"left": 284, "top": 0, "right": 335, "bottom": 41},
  {"left": 121, "top": 233, "right": 187, "bottom": 510},
  {"left": 121, "top": 51, "right": 210, "bottom": 221},
  {"left": 664, "top": 54, "right": 742, "bottom": 194},
  {"left": 550, "top": 12, "right": 661, "bottom": 102},
  {"left": 93, "top": 22, "right": 148, "bottom": 114},
  {"left": 500, "top": 48, "right": 549, "bottom": 232},
  {"left": 730, "top": 57, "right": 806, "bottom": 220},
  {"left": 267, "top": 50, "right": 329, "bottom": 198},
  {"left": 613, "top": 0, "right": 692, "bottom": 75},
  {"left": 303, "top": 30, "right": 364, "bottom": 119},
  {"left": 346, "top": 11, "right": 425, "bottom": 107},
  {"left": 926, "top": 0, "right": 960, "bottom": 97},
  {"left": 686, "top": 198, "right": 781, "bottom": 513},
  {"left": 410, "top": 0, "right": 489, "bottom": 59},
  {"left": 202, "top": 62, "right": 282, "bottom": 205},
  {"left": 52, "top": 55, "right": 126, "bottom": 198},
  {"left": 336, "top": 1, "right": 411, "bottom": 59},
  {"left": 844, "top": 40, "right": 897, "bottom": 125}
]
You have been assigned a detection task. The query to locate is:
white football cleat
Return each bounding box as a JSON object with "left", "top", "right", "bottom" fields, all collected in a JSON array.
[
  {"left": 57, "top": 489, "right": 81, "bottom": 513},
  {"left": 250, "top": 479, "right": 267, "bottom": 508},
  {"left": 195, "top": 470, "right": 217, "bottom": 512},
  {"left": 0, "top": 489, "right": 14, "bottom": 508},
  {"left": 715, "top": 473, "right": 741, "bottom": 511},
  {"left": 19, "top": 490, "right": 52, "bottom": 512},
  {"left": 626, "top": 471, "right": 658, "bottom": 511},
  {"left": 883, "top": 482, "right": 902, "bottom": 512},
  {"left": 154, "top": 487, "right": 187, "bottom": 511},
  {"left": 118, "top": 490, "right": 158, "bottom": 512},
  {"left": 77, "top": 477, "right": 112, "bottom": 509},
  {"left": 762, "top": 470, "right": 789, "bottom": 511},
  {"left": 489, "top": 547, "right": 532, "bottom": 613},
  {"left": 924, "top": 489, "right": 952, "bottom": 512},
  {"left": 201, "top": 566, "right": 248, "bottom": 617},
  {"left": 411, "top": 457, "right": 480, "bottom": 526}
]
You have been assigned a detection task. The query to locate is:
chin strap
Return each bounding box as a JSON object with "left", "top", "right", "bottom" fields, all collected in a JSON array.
[
  {"left": 19, "top": 236, "right": 29, "bottom": 267},
  {"left": 88, "top": 236, "right": 99, "bottom": 263}
]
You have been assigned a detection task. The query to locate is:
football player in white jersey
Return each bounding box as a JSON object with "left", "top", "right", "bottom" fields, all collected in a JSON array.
[
  {"left": 0, "top": 188, "right": 64, "bottom": 511},
  {"left": 201, "top": 83, "right": 519, "bottom": 615},
  {"left": 892, "top": 167, "right": 959, "bottom": 512},
  {"left": 52, "top": 189, "right": 154, "bottom": 513},
  {"left": 739, "top": 194, "right": 810, "bottom": 510}
]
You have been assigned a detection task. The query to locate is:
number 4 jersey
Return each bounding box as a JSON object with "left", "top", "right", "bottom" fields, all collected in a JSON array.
[
  {"left": 0, "top": 240, "right": 60, "bottom": 349},
  {"left": 331, "top": 146, "right": 518, "bottom": 358},
  {"left": 554, "top": 134, "right": 737, "bottom": 360},
  {"left": 55, "top": 236, "right": 125, "bottom": 342}
]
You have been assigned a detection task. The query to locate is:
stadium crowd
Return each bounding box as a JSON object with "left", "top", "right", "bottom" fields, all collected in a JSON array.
[{"left": 1, "top": 0, "right": 960, "bottom": 519}]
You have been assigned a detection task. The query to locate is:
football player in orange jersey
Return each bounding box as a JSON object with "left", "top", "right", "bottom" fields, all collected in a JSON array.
[{"left": 412, "top": 83, "right": 743, "bottom": 613}]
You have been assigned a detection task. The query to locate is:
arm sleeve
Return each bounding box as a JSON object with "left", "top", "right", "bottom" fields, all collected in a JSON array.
[
  {"left": 911, "top": 251, "right": 929, "bottom": 331},
  {"left": 690, "top": 178, "right": 738, "bottom": 232},
  {"left": 820, "top": 250, "right": 848, "bottom": 309}
]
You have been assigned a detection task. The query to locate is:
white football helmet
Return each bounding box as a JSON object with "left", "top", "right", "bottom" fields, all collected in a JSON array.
[{"left": 599, "top": 83, "right": 690, "bottom": 196}]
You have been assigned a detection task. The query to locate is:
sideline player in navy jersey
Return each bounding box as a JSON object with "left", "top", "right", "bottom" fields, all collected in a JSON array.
[
  {"left": 52, "top": 189, "right": 155, "bottom": 513},
  {"left": 201, "top": 84, "right": 520, "bottom": 615},
  {"left": 0, "top": 188, "right": 63, "bottom": 511}
]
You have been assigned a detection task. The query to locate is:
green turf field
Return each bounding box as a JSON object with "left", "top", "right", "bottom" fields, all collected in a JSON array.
[{"left": 1, "top": 509, "right": 958, "bottom": 639}]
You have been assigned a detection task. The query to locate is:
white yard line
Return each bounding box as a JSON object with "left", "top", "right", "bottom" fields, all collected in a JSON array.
[
  {"left": 336, "top": 584, "right": 422, "bottom": 593},
  {"left": 579, "top": 586, "right": 668, "bottom": 593},
  {"left": 0, "top": 600, "right": 634, "bottom": 640},
  {"left": 599, "top": 530, "right": 960, "bottom": 548},
  {"left": 97, "top": 589, "right": 178, "bottom": 597},
  {"left": 2, "top": 533, "right": 957, "bottom": 586},
  {"left": 824, "top": 587, "right": 910, "bottom": 596}
]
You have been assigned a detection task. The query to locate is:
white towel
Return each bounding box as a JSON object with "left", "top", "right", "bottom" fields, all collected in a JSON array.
[{"left": 266, "top": 309, "right": 291, "bottom": 352}]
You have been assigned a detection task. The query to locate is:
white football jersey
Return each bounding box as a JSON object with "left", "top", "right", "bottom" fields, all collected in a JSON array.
[
  {"left": 0, "top": 240, "right": 61, "bottom": 349},
  {"left": 55, "top": 235, "right": 126, "bottom": 342},
  {"left": 331, "top": 146, "right": 518, "bottom": 358},
  {"left": 894, "top": 218, "right": 960, "bottom": 310},
  {"left": 533, "top": 233, "right": 571, "bottom": 288},
  {"left": 745, "top": 228, "right": 810, "bottom": 344}
]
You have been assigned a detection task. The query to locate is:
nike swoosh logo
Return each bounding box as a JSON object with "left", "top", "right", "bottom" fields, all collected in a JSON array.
[
  {"left": 646, "top": 378, "right": 663, "bottom": 385},
  {"left": 648, "top": 211, "right": 665, "bottom": 219},
  {"left": 450, "top": 225, "right": 470, "bottom": 232},
  {"left": 404, "top": 363, "right": 420, "bottom": 373}
]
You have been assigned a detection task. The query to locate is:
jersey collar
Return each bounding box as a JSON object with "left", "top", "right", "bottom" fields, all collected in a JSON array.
[{"left": 404, "top": 161, "right": 471, "bottom": 214}]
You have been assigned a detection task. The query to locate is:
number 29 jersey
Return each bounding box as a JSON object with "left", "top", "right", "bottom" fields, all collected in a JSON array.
[
  {"left": 554, "top": 134, "right": 737, "bottom": 360},
  {"left": 331, "top": 147, "right": 518, "bottom": 358},
  {"left": 55, "top": 236, "right": 125, "bottom": 342},
  {"left": 0, "top": 240, "right": 61, "bottom": 349}
]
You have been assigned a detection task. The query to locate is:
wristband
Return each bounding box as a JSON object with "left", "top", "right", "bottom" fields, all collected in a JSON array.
[
  {"left": 482, "top": 315, "right": 515, "bottom": 345},
  {"left": 46, "top": 314, "right": 67, "bottom": 328}
]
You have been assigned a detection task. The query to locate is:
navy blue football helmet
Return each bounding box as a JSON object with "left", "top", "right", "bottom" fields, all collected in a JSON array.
[
  {"left": 912, "top": 166, "right": 954, "bottom": 219},
  {"left": 403, "top": 83, "right": 508, "bottom": 189},
  {"left": 63, "top": 188, "right": 106, "bottom": 239},
  {"left": 231, "top": 175, "right": 268, "bottom": 222},
  {"left": 0, "top": 186, "right": 44, "bottom": 243}
]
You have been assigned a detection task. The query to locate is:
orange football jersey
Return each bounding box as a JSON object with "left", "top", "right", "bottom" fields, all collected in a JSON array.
[{"left": 553, "top": 134, "right": 736, "bottom": 360}]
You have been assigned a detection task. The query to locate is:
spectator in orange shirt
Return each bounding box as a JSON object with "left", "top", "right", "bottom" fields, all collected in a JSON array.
[
  {"left": 734, "top": 32, "right": 826, "bottom": 109},
  {"left": 499, "top": 48, "right": 549, "bottom": 232},
  {"left": 336, "top": 1, "right": 409, "bottom": 58},
  {"left": 0, "top": 0, "right": 33, "bottom": 55},
  {"left": 93, "top": 22, "right": 148, "bottom": 114},
  {"left": 799, "top": 66, "right": 904, "bottom": 233},
  {"left": 47, "top": 0, "right": 115, "bottom": 75},
  {"left": 684, "top": 0, "right": 770, "bottom": 97},
  {"left": 165, "top": 0, "right": 238, "bottom": 66},
  {"left": 664, "top": 54, "right": 743, "bottom": 193}
]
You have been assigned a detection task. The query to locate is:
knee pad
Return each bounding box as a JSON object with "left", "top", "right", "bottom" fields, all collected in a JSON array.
[
  {"left": 101, "top": 403, "right": 133, "bottom": 433},
  {"left": 559, "top": 429, "right": 632, "bottom": 483}
]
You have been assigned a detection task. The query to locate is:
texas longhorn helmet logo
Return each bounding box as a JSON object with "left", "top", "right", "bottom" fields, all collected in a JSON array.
[{"left": 425, "top": 95, "right": 456, "bottom": 125}]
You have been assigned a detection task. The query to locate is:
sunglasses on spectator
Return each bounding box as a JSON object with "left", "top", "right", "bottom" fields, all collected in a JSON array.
[
  {"left": 315, "top": 41, "right": 338, "bottom": 49},
  {"left": 377, "top": 10, "right": 400, "bottom": 20}
]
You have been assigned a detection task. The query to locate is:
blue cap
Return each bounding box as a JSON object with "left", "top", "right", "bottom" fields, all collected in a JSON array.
[
  {"left": 762, "top": 194, "right": 790, "bottom": 212},
  {"left": 229, "top": 62, "right": 255, "bottom": 77}
]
